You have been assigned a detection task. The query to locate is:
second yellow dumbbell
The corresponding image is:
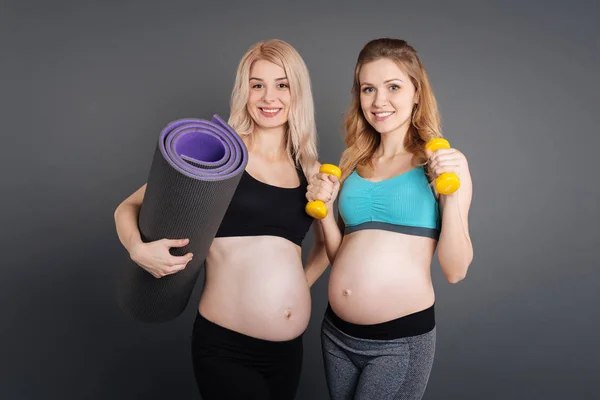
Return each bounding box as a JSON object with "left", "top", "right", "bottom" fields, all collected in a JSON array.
[
  {"left": 425, "top": 138, "right": 461, "bottom": 195},
  {"left": 305, "top": 164, "right": 342, "bottom": 219}
]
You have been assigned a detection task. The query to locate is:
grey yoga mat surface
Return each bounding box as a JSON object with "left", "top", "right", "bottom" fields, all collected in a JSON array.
[{"left": 116, "top": 115, "right": 248, "bottom": 323}]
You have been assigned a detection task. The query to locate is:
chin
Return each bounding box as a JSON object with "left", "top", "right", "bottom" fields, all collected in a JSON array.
[
  {"left": 263, "top": 118, "right": 287, "bottom": 128},
  {"left": 368, "top": 120, "right": 394, "bottom": 135},
  {"left": 370, "top": 118, "right": 409, "bottom": 136},
  {"left": 258, "top": 118, "right": 288, "bottom": 130}
]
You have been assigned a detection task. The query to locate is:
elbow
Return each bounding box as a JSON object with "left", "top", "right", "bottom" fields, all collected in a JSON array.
[
  {"left": 327, "top": 252, "right": 337, "bottom": 265},
  {"left": 315, "top": 236, "right": 327, "bottom": 248},
  {"left": 441, "top": 255, "right": 472, "bottom": 285},
  {"left": 114, "top": 197, "right": 133, "bottom": 221},
  {"left": 114, "top": 201, "right": 126, "bottom": 224},
  {"left": 113, "top": 204, "right": 121, "bottom": 223},
  {"left": 444, "top": 264, "right": 468, "bottom": 283},
  {"left": 324, "top": 245, "right": 337, "bottom": 265},
  {"left": 446, "top": 272, "right": 466, "bottom": 284}
]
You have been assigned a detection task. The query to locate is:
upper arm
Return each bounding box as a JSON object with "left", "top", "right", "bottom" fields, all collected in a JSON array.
[{"left": 118, "top": 183, "right": 147, "bottom": 209}]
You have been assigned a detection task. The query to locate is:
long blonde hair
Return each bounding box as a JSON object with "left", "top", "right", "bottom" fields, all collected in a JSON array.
[
  {"left": 339, "top": 38, "right": 442, "bottom": 182},
  {"left": 228, "top": 39, "right": 318, "bottom": 172}
]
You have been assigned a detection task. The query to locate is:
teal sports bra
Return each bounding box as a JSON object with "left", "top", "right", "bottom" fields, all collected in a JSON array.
[{"left": 338, "top": 166, "right": 441, "bottom": 239}]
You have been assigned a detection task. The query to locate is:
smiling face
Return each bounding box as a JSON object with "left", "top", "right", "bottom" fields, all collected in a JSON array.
[
  {"left": 358, "top": 58, "right": 418, "bottom": 137},
  {"left": 246, "top": 59, "right": 291, "bottom": 131}
]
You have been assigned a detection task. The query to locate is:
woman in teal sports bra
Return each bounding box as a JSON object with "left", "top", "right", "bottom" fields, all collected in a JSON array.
[{"left": 306, "top": 38, "right": 474, "bottom": 399}]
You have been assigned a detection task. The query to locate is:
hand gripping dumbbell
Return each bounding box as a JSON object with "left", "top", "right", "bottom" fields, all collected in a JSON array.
[
  {"left": 425, "top": 138, "right": 460, "bottom": 195},
  {"left": 305, "top": 164, "right": 342, "bottom": 219}
]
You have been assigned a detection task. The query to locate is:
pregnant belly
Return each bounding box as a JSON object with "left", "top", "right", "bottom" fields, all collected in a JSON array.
[
  {"left": 199, "top": 236, "right": 312, "bottom": 341},
  {"left": 329, "top": 230, "right": 436, "bottom": 325}
]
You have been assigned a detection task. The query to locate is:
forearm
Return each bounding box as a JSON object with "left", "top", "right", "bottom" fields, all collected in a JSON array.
[
  {"left": 114, "top": 203, "right": 143, "bottom": 253},
  {"left": 320, "top": 212, "right": 343, "bottom": 263},
  {"left": 304, "top": 243, "right": 330, "bottom": 287},
  {"left": 304, "top": 211, "right": 343, "bottom": 287},
  {"left": 437, "top": 191, "right": 473, "bottom": 283}
]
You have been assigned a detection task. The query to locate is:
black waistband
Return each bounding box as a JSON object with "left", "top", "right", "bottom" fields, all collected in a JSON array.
[
  {"left": 325, "top": 303, "right": 435, "bottom": 340},
  {"left": 193, "top": 311, "right": 302, "bottom": 355}
]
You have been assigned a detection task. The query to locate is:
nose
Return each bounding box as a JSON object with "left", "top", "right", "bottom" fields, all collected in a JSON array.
[
  {"left": 262, "top": 85, "right": 277, "bottom": 103},
  {"left": 373, "top": 90, "right": 388, "bottom": 108}
]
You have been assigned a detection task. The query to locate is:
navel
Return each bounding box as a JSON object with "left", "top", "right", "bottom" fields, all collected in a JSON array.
[
  {"left": 342, "top": 289, "right": 352, "bottom": 297},
  {"left": 284, "top": 309, "right": 293, "bottom": 319}
]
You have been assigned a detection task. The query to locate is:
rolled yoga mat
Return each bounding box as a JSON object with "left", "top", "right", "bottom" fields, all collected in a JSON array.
[{"left": 116, "top": 115, "right": 248, "bottom": 323}]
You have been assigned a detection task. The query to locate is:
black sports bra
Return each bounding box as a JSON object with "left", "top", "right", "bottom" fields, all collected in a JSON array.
[{"left": 214, "top": 167, "right": 314, "bottom": 246}]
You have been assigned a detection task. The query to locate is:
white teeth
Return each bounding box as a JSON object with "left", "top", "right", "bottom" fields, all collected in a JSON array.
[
  {"left": 375, "top": 112, "right": 393, "bottom": 117},
  {"left": 261, "top": 108, "right": 279, "bottom": 113}
]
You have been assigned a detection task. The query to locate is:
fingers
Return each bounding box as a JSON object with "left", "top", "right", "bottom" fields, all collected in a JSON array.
[
  {"left": 428, "top": 148, "right": 464, "bottom": 175},
  {"left": 313, "top": 173, "right": 337, "bottom": 184},
  {"left": 430, "top": 158, "right": 462, "bottom": 170},
  {"left": 151, "top": 255, "right": 193, "bottom": 279},
  {"left": 428, "top": 148, "right": 462, "bottom": 162},
  {"left": 328, "top": 175, "right": 341, "bottom": 191},
  {"left": 305, "top": 171, "right": 341, "bottom": 206},
  {"left": 318, "top": 172, "right": 335, "bottom": 181},
  {"left": 168, "top": 253, "right": 194, "bottom": 266},
  {"left": 431, "top": 162, "right": 462, "bottom": 173},
  {"left": 430, "top": 150, "right": 461, "bottom": 163},
  {"left": 429, "top": 160, "right": 462, "bottom": 177},
  {"left": 132, "top": 240, "right": 193, "bottom": 279},
  {"left": 151, "top": 265, "right": 185, "bottom": 279},
  {"left": 307, "top": 177, "right": 335, "bottom": 202},
  {"left": 310, "top": 185, "right": 334, "bottom": 202},
  {"left": 164, "top": 263, "right": 188, "bottom": 275},
  {"left": 163, "top": 238, "right": 190, "bottom": 248},
  {"left": 431, "top": 165, "right": 461, "bottom": 176}
]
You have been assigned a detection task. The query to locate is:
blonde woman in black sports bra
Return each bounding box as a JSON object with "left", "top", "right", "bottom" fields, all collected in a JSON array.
[{"left": 113, "top": 39, "right": 334, "bottom": 400}]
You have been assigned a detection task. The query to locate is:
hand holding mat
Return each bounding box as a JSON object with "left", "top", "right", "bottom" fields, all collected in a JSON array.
[{"left": 116, "top": 115, "right": 248, "bottom": 323}]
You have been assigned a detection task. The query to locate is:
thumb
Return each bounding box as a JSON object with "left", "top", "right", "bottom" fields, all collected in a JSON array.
[{"left": 425, "top": 149, "right": 433, "bottom": 158}]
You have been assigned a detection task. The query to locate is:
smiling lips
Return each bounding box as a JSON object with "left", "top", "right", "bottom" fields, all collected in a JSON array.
[
  {"left": 259, "top": 107, "right": 282, "bottom": 118},
  {"left": 372, "top": 111, "right": 394, "bottom": 122}
]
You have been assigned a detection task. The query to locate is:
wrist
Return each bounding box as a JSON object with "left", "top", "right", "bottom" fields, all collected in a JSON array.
[
  {"left": 126, "top": 232, "right": 144, "bottom": 254},
  {"left": 322, "top": 209, "right": 337, "bottom": 224},
  {"left": 325, "top": 199, "right": 336, "bottom": 212},
  {"left": 439, "top": 191, "right": 459, "bottom": 208}
]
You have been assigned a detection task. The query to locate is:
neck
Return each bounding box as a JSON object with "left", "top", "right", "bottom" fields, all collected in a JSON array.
[
  {"left": 375, "top": 122, "right": 410, "bottom": 159},
  {"left": 249, "top": 124, "right": 288, "bottom": 160}
]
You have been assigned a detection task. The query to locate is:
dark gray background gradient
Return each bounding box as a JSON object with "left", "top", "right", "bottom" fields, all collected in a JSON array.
[{"left": 2, "top": 0, "right": 598, "bottom": 399}]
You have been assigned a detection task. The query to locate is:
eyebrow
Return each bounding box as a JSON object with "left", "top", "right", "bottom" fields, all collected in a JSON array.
[
  {"left": 249, "top": 77, "right": 288, "bottom": 81},
  {"left": 360, "top": 79, "right": 404, "bottom": 86}
]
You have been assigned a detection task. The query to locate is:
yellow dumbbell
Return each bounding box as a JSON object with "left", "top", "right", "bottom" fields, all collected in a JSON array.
[
  {"left": 305, "top": 164, "right": 342, "bottom": 219},
  {"left": 425, "top": 138, "right": 461, "bottom": 195}
]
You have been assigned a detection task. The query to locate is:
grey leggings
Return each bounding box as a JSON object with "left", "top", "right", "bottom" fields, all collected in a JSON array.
[{"left": 321, "top": 313, "right": 436, "bottom": 400}]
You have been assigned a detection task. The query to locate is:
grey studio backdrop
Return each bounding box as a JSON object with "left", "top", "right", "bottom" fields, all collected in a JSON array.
[{"left": 1, "top": 0, "right": 598, "bottom": 399}]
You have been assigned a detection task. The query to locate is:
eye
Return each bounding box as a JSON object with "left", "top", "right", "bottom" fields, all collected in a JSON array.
[
  {"left": 389, "top": 85, "right": 400, "bottom": 91},
  {"left": 361, "top": 87, "right": 374, "bottom": 93},
  {"left": 277, "top": 83, "right": 289, "bottom": 89},
  {"left": 251, "top": 83, "right": 263, "bottom": 89}
]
